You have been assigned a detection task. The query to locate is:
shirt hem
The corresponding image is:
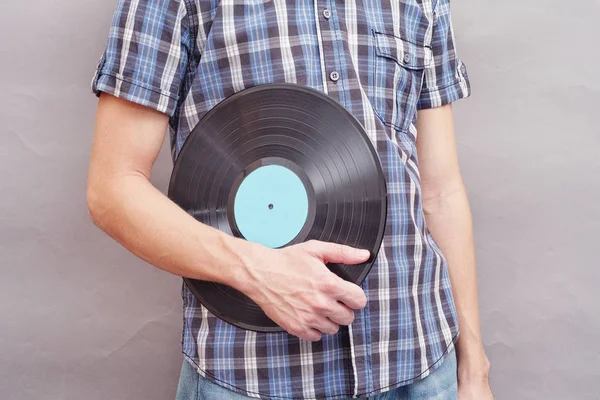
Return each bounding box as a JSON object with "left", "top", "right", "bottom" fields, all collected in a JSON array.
[{"left": 181, "top": 329, "right": 459, "bottom": 400}]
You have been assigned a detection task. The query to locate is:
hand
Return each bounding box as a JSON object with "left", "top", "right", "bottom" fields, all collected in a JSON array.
[
  {"left": 458, "top": 351, "right": 493, "bottom": 400},
  {"left": 236, "top": 240, "right": 370, "bottom": 341}
]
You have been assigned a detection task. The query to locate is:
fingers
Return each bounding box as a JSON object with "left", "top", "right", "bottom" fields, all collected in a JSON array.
[
  {"left": 301, "top": 328, "right": 323, "bottom": 342},
  {"left": 304, "top": 240, "right": 371, "bottom": 265},
  {"left": 281, "top": 296, "right": 357, "bottom": 341},
  {"left": 313, "top": 271, "right": 367, "bottom": 310},
  {"left": 325, "top": 302, "right": 355, "bottom": 326},
  {"left": 331, "top": 278, "right": 367, "bottom": 310},
  {"left": 303, "top": 241, "right": 369, "bottom": 309},
  {"left": 283, "top": 322, "right": 326, "bottom": 342},
  {"left": 306, "top": 306, "right": 355, "bottom": 338},
  {"left": 310, "top": 316, "right": 340, "bottom": 336}
]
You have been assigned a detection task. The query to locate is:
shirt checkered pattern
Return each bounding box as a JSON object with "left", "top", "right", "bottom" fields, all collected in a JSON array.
[{"left": 92, "top": 0, "right": 471, "bottom": 398}]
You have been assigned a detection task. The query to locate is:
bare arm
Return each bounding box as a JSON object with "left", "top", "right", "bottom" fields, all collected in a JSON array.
[
  {"left": 87, "top": 94, "right": 368, "bottom": 341},
  {"left": 416, "top": 104, "right": 492, "bottom": 398},
  {"left": 87, "top": 94, "right": 254, "bottom": 285}
]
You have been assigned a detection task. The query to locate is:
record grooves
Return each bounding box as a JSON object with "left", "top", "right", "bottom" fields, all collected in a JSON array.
[{"left": 168, "top": 83, "right": 387, "bottom": 332}]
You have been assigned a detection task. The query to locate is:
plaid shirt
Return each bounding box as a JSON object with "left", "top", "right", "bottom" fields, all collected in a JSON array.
[{"left": 92, "top": 0, "right": 470, "bottom": 398}]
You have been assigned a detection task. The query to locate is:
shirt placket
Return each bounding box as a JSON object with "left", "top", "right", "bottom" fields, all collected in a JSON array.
[
  {"left": 312, "top": 0, "right": 372, "bottom": 396},
  {"left": 313, "top": 0, "right": 344, "bottom": 105}
]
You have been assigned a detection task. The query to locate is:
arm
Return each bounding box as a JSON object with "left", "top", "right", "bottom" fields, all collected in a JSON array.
[
  {"left": 87, "top": 94, "right": 253, "bottom": 285},
  {"left": 87, "top": 94, "right": 367, "bottom": 341},
  {"left": 416, "top": 104, "right": 493, "bottom": 398}
]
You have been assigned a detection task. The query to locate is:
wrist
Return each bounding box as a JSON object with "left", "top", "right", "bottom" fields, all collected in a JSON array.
[
  {"left": 456, "top": 344, "right": 490, "bottom": 381},
  {"left": 221, "top": 235, "right": 267, "bottom": 295}
]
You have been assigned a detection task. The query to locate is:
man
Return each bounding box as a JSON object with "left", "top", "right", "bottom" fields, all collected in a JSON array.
[{"left": 87, "top": 0, "right": 493, "bottom": 399}]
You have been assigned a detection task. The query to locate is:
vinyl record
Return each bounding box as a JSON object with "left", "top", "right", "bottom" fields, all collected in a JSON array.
[{"left": 168, "top": 83, "right": 387, "bottom": 332}]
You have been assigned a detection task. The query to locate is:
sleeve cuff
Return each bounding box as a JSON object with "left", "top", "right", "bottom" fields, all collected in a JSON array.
[
  {"left": 91, "top": 67, "right": 179, "bottom": 117},
  {"left": 417, "top": 62, "right": 472, "bottom": 110}
]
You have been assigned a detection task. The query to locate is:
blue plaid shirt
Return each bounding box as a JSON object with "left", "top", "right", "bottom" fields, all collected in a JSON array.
[{"left": 92, "top": 0, "right": 471, "bottom": 398}]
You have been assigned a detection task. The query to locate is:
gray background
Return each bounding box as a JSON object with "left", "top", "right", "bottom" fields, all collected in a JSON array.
[{"left": 0, "top": 0, "right": 598, "bottom": 399}]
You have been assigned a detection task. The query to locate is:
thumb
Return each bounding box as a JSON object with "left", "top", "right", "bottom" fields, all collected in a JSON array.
[{"left": 307, "top": 241, "right": 371, "bottom": 264}]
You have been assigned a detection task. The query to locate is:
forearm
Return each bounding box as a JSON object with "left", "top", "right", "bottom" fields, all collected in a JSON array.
[
  {"left": 423, "top": 181, "right": 489, "bottom": 377},
  {"left": 87, "top": 172, "right": 257, "bottom": 288},
  {"left": 425, "top": 192, "right": 492, "bottom": 392},
  {"left": 423, "top": 182, "right": 481, "bottom": 338}
]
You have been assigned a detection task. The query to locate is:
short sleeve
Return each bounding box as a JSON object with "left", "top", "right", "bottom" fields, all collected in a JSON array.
[
  {"left": 91, "top": 0, "right": 194, "bottom": 116},
  {"left": 417, "top": 0, "right": 471, "bottom": 109}
]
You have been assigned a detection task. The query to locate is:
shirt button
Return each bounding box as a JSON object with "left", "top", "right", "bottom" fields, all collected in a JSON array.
[
  {"left": 329, "top": 71, "right": 339, "bottom": 82},
  {"left": 323, "top": 9, "right": 331, "bottom": 19},
  {"left": 403, "top": 53, "right": 411, "bottom": 63}
]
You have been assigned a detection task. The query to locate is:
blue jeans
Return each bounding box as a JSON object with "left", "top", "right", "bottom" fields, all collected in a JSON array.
[{"left": 176, "top": 349, "right": 457, "bottom": 400}]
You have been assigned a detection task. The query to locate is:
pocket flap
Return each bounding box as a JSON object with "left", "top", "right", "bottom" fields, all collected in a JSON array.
[{"left": 373, "top": 30, "right": 432, "bottom": 70}]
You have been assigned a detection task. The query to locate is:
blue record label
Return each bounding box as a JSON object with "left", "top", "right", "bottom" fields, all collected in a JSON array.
[{"left": 233, "top": 165, "right": 309, "bottom": 248}]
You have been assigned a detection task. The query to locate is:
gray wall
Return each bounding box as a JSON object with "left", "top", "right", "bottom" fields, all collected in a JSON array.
[{"left": 0, "top": 0, "right": 598, "bottom": 399}]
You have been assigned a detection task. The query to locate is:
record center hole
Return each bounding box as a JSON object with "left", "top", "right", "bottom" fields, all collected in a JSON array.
[{"left": 268, "top": 203, "right": 274, "bottom": 210}]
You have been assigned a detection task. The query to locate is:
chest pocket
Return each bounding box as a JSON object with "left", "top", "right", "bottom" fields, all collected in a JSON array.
[{"left": 371, "top": 30, "right": 432, "bottom": 135}]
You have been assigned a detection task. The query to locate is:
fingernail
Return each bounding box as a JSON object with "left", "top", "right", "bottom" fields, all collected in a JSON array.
[{"left": 357, "top": 249, "right": 370, "bottom": 258}]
